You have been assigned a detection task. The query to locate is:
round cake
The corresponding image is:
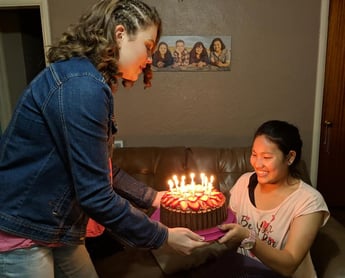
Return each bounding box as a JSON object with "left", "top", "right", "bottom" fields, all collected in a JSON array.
[{"left": 160, "top": 178, "right": 227, "bottom": 231}]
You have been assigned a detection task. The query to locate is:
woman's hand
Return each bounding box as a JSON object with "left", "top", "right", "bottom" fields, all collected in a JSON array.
[
  {"left": 157, "top": 61, "right": 165, "bottom": 68},
  {"left": 152, "top": 191, "right": 166, "bottom": 208},
  {"left": 166, "top": 227, "right": 209, "bottom": 255},
  {"left": 217, "top": 223, "right": 249, "bottom": 249}
]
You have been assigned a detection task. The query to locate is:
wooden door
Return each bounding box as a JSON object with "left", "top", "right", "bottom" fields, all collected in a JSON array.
[{"left": 317, "top": 0, "right": 345, "bottom": 207}]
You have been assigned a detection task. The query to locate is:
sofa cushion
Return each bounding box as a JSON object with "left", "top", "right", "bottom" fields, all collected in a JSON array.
[
  {"left": 112, "top": 147, "right": 254, "bottom": 195},
  {"left": 113, "top": 147, "right": 187, "bottom": 191},
  {"left": 185, "top": 147, "right": 253, "bottom": 197},
  {"left": 311, "top": 217, "right": 345, "bottom": 278}
]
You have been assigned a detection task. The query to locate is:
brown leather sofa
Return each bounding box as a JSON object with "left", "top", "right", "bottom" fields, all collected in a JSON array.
[{"left": 92, "top": 147, "right": 345, "bottom": 278}]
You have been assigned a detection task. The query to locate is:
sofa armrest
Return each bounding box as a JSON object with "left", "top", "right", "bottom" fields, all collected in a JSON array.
[{"left": 311, "top": 216, "right": 345, "bottom": 278}]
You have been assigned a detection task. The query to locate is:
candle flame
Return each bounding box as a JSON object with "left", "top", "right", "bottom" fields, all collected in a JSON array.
[{"left": 167, "top": 173, "right": 214, "bottom": 198}]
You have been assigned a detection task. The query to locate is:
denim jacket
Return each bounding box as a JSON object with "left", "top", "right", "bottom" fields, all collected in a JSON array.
[{"left": 0, "top": 58, "right": 167, "bottom": 248}]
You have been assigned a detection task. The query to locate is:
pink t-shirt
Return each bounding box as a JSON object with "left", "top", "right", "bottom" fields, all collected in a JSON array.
[
  {"left": 0, "top": 230, "right": 64, "bottom": 251},
  {"left": 229, "top": 172, "right": 329, "bottom": 278},
  {"left": 0, "top": 230, "right": 36, "bottom": 252}
]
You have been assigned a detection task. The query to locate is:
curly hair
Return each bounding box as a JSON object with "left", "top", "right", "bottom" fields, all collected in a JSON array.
[
  {"left": 47, "top": 0, "right": 162, "bottom": 89},
  {"left": 189, "top": 41, "right": 208, "bottom": 63},
  {"left": 209, "top": 37, "right": 226, "bottom": 52}
]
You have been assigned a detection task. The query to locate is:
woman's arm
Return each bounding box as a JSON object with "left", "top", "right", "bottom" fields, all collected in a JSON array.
[
  {"left": 255, "top": 212, "right": 324, "bottom": 276},
  {"left": 218, "top": 211, "right": 325, "bottom": 277},
  {"left": 112, "top": 165, "right": 157, "bottom": 209}
]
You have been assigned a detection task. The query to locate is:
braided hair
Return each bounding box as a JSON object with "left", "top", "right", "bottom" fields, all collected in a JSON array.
[{"left": 47, "top": 0, "right": 161, "bottom": 89}]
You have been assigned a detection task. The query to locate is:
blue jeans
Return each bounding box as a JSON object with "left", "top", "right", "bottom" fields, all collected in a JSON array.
[{"left": 0, "top": 245, "right": 98, "bottom": 278}]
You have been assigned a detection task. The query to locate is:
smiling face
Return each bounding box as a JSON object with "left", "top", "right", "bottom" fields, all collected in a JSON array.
[
  {"left": 116, "top": 24, "right": 158, "bottom": 81},
  {"left": 159, "top": 43, "right": 168, "bottom": 55},
  {"left": 175, "top": 41, "right": 185, "bottom": 53},
  {"left": 195, "top": 45, "right": 203, "bottom": 54},
  {"left": 213, "top": 40, "right": 222, "bottom": 53},
  {"left": 250, "top": 135, "right": 292, "bottom": 186}
]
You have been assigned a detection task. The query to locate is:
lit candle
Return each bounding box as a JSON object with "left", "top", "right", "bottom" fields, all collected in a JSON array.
[
  {"left": 173, "top": 175, "right": 179, "bottom": 190},
  {"left": 210, "top": 175, "right": 214, "bottom": 184},
  {"left": 181, "top": 175, "right": 186, "bottom": 187},
  {"left": 204, "top": 176, "right": 208, "bottom": 191},
  {"left": 166, "top": 173, "right": 215, "bottom": 197},
  {"left": 208, "top": 175, "right": 213, "bottom": 194},
  {"left": 190, "top": 173, "right": 195, "bottom": 185},
  {"left": 191, "top": 183, "right": 195, "bottom": 196},
  {"left": 200, "top": 173, "right": 205, "bottom": 186},
  {"left": 168, "top": 179, "right": 174, "bottom": 192},
  {"left": 208, "top": 183, "right": 212, "bottom": 193}
]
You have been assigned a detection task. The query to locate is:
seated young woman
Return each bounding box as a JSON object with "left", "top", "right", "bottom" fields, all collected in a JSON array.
[{"left": 217, "top": 120, "right": 329, "bottom": 278}]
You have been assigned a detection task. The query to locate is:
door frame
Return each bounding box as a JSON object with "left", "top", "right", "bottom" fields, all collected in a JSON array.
[
  {"left": 0, "top": 0, "right": 51, "bottom": 131},
  {"left": 0, "top": 0, "right": 51, "bottom": 59},
  {"left": 310, "top": 0, "right": 329, "bottom": 186}
]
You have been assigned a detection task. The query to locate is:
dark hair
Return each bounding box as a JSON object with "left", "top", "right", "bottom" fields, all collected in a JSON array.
[
  {"left": 157, "top": 42, "right": 169, "bottom": 54},
  {"left": 189, "top": 41, "right": 209, "bottom": 63},
  {"left": 47, "top": 0, "right": 162, "bottom": 89},
  {"left": 175, "top": 39, "right": 185, "bottom": 45},
  {"left": 253, "top": 120, "right": 303, "bottom": 178},
  {"left": 209, "top": 37, "right": 226, "bottom": 52},
  {"left": 152, "top": 41, "right": 173, "bottom": 68}
]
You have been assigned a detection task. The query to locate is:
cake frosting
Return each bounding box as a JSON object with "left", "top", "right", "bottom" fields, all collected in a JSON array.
[{"left": 160, "top": 180, "right": 227, "bottom": 231}]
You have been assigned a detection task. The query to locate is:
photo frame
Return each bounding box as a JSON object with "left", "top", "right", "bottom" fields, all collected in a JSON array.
[{"left": 152, "top": 35, "right": 231, "bottom": 72}]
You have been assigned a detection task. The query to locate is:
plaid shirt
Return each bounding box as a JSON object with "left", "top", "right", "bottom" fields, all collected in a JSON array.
[{"left": 173, "top": 49, "right": 190, "bottom": 66}]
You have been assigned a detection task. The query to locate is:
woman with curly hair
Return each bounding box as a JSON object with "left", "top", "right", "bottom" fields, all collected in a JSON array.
[{"left": 0, "top": 1, "right": 207, "bottom": 277}]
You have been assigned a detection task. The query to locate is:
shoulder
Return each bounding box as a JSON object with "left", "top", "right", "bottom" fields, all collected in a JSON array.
[
  {"left": 293, "top": 181, "right": 330, "bottom": 224},
  {"left": 298, "top": 181, "right": 327, "bottom": 202},
  {"left": 229, "top": 172, "right": 254, "bottom": 212},
  {"left": 49, "top": 58, "right": 106, "bottom": 85},
  {"left": 50, "top": 58, "right": 110, "bottom": 95},
  {"left": 238, "top": 172, "right": 255, "bottom": 183},
  {"left": 48, "top": 59, "right": 112, "bottom": 105},
  {"left": 231, "top": 172, "right": 255, "bottom": 192}
]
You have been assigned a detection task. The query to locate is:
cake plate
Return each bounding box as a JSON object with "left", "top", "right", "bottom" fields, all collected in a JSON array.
[{"left": 151, "top": 208, "right": 236, "bottom": 241}]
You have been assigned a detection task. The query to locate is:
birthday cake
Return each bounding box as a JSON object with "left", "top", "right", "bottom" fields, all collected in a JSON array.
[{"left": 160, "top": 174, "right": 228, "bottom": 231}]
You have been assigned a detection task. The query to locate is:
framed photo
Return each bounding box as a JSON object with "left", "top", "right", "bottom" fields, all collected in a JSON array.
[{"left": 152, "top": 35, "right": 231, "bottom": 72}]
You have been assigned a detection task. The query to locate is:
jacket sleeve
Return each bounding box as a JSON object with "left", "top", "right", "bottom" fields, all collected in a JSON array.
[
  {"left": 112, "top": 165, "right": 157, "bottom": 209},
  {"left": 56, "top": 74, "right": 167, "bottom": 249}
]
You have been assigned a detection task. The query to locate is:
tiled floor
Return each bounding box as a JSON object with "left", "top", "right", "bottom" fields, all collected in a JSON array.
[{"left": 329, "top": 207, "right": 345, "bottom": 227}]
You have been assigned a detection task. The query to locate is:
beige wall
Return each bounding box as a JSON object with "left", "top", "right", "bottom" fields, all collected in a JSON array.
[{"left": 47, "top": 0, "right": 322, "bottom": 173}]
